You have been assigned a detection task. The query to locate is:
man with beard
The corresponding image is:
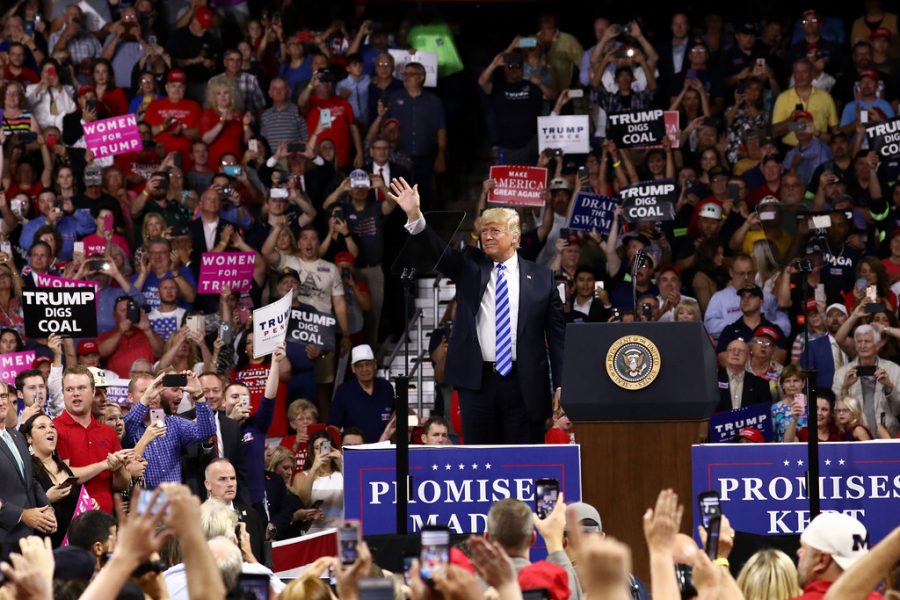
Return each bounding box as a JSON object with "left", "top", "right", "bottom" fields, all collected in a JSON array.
[{"left": 123, "top": 370, "right": 214, "bottom": 488}]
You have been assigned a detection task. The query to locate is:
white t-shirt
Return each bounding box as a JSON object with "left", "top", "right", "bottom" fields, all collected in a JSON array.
[{"left": 278, "top": 256, "right": 344, "bottom": 314}]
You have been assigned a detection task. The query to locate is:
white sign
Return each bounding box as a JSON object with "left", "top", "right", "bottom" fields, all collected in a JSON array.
[
  {"left": 388, "top": 50, "right": 439, "bottom": 88},
  {"left": 537, "top": 115, "right": 591, "bottom": 155},
  {"left": 252, "top": 290, "right": 292, "bottom": 358}
]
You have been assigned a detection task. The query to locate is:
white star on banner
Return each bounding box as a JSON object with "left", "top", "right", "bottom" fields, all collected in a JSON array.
[
  {"left": 471, "top": 463, "right": 478, "bottom": 470},
  {"left": 797, "top": 460, "right": 804, "bottom": 466},
  {"left": 825, "top": 459, "right": 832, "bottom": 466},
  {"left": 784, "top": 460, "right": 790, "bottom": 466},
  {"left": 432, "top": 464, "right": 438, "bottom": 471},
  {"left": 445, "top": 464, "right": 452, "bottom": 470},
  {"left": 485, "top": 463, "right": 492, "bottom": 470},
  {"left": 458, "top": 464, "right": 465, "bottom": 470},
  {"left": 839, "top": 459, "right": 845, "bottom": 465}
]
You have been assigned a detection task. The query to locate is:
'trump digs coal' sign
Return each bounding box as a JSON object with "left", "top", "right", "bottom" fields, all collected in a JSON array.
[
  {"left": 865, "top": 117, "right": 900, "bottom": 159},
  {"left": 287, "top": 306, "right": 337, "bottom": 351},
  {"left": 619, "top": 181, "right": 677, "bottom": 223},
  {"left": 22, "top": 288, "right": 98, "bottom": 338},
  {"left": 607, "top": 109, "right": 666, "bottom": 148}
]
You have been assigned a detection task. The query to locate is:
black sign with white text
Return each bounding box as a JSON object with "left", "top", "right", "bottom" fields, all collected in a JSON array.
[
  {"left": 865, "top": 117, "right": 900, "bottom": 159},
  {"left": 287, "top": 307, "right": 337, "bottom": 351},
  {"left": 23, "top": 288, "right": 97, "bottom": 338},
  {"left": 607, "top": 109, "right": 666, "bottom": 148},
  {"left": 619, "top": 181, "right": 677, "bottom": 223}
]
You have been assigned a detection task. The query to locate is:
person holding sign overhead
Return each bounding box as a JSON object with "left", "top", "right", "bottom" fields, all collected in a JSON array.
[{"left": 391, "top": 177, "right": 565, "bottom": 444}]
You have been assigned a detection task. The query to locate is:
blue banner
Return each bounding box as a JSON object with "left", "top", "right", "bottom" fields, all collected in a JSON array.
[
  {"left": 692, "top": 441, "right": 900, "bottom": 543},
  {"left": 708, "top": 404, "right": 773, "bottom": 443},
  {"left": 345, "top": 445, "right": 582, "bottom": 539},
  {"left": 568, "top": 192, "right": 617, "bottom": 235}
]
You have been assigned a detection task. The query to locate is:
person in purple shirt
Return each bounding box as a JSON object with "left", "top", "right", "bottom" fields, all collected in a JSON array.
[{"left": 221, "top": 343, "right": 284, "bottom": 514}]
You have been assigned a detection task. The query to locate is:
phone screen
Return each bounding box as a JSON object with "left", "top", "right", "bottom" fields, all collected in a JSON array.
[
  {"left": 534, "top": 478, "right": 559, "bottom": 519},
  {"left": 420, "top": 526, "right": 450, "bottom": 581},
  {"left": 135, "top": 489, "right": 167, "bottom": 515},
  {"left": 149, "top": 408, "right": 166, "bottom": 426},
  {"left": 339, "top": 522, "right": 360, "bottom": 564},
  {"left": 237, "top": 573, "right": 270, "bottom": 600}
]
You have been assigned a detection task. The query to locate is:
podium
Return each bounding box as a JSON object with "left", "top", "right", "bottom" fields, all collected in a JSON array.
[{"left": 564, "top": 322, "right": 718, "bottom": 581}]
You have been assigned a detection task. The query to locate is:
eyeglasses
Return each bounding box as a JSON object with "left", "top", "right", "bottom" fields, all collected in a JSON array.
[
  {"left": 752, "top": 339, "right": 773, "bottom": 347},
  {"left": 802, "top": 18, "right": 818, "bottom": 24},
  {"left": 505, "top": 64, "right": 523, "bottom": 69},
  {"left": 835, "top": 408, "right": 851, "bottom": 414},
  {"left": 376, "top": 62, "right": 391, "bottom": 67}
]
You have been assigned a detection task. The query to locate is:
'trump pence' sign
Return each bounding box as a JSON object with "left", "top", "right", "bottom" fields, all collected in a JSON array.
[
  {"left": 83, "top": 114, "right": 141, "bottom": 160},
  {"left": 619, "top": 181, "right": 677, "bottom": 223},
  {"left": 22, "top": 288, "right": 97, "bottom": 338},
  {"left": 537, "top": 115, "right": 590, "bottom": 154},
  {"left": 568, "top": 192, "right": 617, "bottom": 235},
  {"left": 198, "top": 252, "right": 256, "bottom": 293},
  {"left": 607, "top": 109, "right": 666, "bottom": 148},
  {"left": 487, "top": 165, "right": 547, "bottom": 208},
  {"left": 252, "top": 290, "right": 292, "bottom": 358}
]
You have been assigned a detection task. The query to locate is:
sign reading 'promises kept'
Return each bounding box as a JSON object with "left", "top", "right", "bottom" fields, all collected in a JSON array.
[{"left": 22, "top": 288, "right": 97, "bottom": 338}]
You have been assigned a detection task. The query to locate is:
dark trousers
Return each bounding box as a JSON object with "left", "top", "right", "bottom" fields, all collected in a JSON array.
[{"left": 458, "top": 363, "right": 544, "bottom": 445}]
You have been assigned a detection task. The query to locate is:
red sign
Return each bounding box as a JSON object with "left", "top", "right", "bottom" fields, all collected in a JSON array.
[{"left": 487, "top": 165, "right": 547, "bottom": 208}]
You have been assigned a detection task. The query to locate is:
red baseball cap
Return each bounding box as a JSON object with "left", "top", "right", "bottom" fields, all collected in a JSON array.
[
  {"left": 167, "top": 69, "right": 187, "bottom": 84},
  {"left": 194, "top": 6, "right": 213, "bottom": 29},
  {"left": 859, "top": 68, "right": 880, "bottom": 82},
  {"left": 805, "top": 298, "right": 819, "bottom": 312},
  {"left": 78, "top": 84, "right": 96, "bottom": 97},
  {"left": 871, "top": 27, "right": 892, "bottom": 40},
  {"left": 518, "top": 562, "right": 571, "bottom": 600},
  {"left": 753, "top": 324, "right": 782, "bottom": 343},
  {"left": 334, "top": 251, "right": 355, "bottom": 266},
  {"left": 658, "top": 264, "right": 680, "bottom": 278},
  {"left": 792, "top": 110, "right": 814, "bottom": 122},
  {"left": 737, "top": 427, "right": 765, "bottom": 443},
  {"left": 77, "top": 340, "right": 100, "bottom": 356}
]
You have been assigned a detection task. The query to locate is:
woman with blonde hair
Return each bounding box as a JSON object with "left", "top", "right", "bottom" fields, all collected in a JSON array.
[
  {"left": 199, "top": 78, "right": 250, "bottom": 168},
  {"left": 673, "top": 299, "right": 702, "bottom": 322},
  {"left": 736, "top": 548, "right": 801, "bottom": 600},
  {"left": 835, "top": 397, "right": 873, "bottom": 441}
]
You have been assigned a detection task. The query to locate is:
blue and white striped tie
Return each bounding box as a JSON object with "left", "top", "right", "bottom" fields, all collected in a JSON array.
[{"left": 495, "top": 263, "right": 512, "bottom": 376}]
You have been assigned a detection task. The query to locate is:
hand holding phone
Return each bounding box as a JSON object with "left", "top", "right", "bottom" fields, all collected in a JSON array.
[
  {"left": 339, "top": 521, "right": 360, "bottom": 565},
  {"left": 697, "top": 491, "right": 721, "bottom": 559},
  {"left": 534, "top": 478, "right": 559, "bottom": 519},
  {"left": 420, "top": 526, "right": 450, "bottom": 582}
]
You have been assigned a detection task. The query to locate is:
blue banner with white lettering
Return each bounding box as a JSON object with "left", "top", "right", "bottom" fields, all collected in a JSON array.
[
  {"left": 708, "top": 404, "right": 773, "bottom": 443},
  {"left": 692, "top": 441, "right": 900, "bottom": 543},
  {"left": 568, "top": 193, "right": 617, "bottom": 235},
  {"left": 345, "top": 445, "right": 581, "bottom": 549}
]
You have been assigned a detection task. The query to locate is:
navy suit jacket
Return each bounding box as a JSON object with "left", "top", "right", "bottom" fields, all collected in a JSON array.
[
  {"left": 179, "top": 409, "right": 251, "bottom": 506},
  {"left": 0, "top": 427, "right": 50, "bottom": 545},
  {"left": 801, "top": 335, "right": 837, "bottom": 392},
  {"left": 716, "top": 369, "right": 772, "bottom": 414},
  {"left": 410, "top": 222, "right": 566, "bottom": 423}
]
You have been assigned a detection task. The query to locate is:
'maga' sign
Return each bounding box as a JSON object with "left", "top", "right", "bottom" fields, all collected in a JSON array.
[
  {"left": 607, "top": 109, "right": 666, "bottom": 148},
  {"left": 619, "top": 181, "right": 677, "bottom": 223},
  {"left": 23, "top": 288, "right": 97, "bottom": 338}
]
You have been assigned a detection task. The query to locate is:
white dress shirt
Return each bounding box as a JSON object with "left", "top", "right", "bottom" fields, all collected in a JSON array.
[{"left": 202, "top": 219, "right": 219, "bottom": 251}]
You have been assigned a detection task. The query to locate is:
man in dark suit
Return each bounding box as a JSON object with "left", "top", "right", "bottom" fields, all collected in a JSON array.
[
  {"left": 205, "top": 458, "right": 266, "bottom": 564},
  {"left": 390, "top": 178, "right": 566, "bottom": 444},
  {"left": 0, "top": 388, "right": 55, "bottom": 551},
  {"left": 188, "top": 188, "right": 239, "bottom": 312},
  {"left": 716, "top": 338, "right": 772, "bottom": 413},
  {"left": 655, "top": 13, "right": 692, "bottom": 99},
  {"left": 181, "top": 372, "right": 250, "bottom": 505}
]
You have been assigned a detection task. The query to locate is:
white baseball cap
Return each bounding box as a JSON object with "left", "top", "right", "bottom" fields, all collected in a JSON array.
[
  {"left": 800, "top": 512, "right": 870, "bottom": 570},
  {"left": 698, "top": 203, "right": 722, "bottom": 220},
  {"left": 351, "top": 344, "right": 375, "bottom": 364},
  {"left": 87, "top": 367, "right": 109, "bottom": 388}
]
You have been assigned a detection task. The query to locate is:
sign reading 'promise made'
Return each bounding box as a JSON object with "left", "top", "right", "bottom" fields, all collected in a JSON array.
[{"left": 23, "top": 288, "right": 97, "bottom": 338}]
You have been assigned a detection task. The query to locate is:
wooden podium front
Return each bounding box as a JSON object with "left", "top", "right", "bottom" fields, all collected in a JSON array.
[{"left": 574, "top": 420, "right": 706, "bottom": 583}]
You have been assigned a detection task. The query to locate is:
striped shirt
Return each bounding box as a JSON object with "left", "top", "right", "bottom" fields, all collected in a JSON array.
[{"left": 260, "top": 103, "right": 308, "bottom": 148}]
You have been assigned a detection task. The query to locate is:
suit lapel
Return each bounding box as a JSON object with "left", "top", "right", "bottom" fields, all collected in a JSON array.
[
  {"left": 0, "top": 428, "right": 26, "bottom": 483},
  {"left": 517, "top": 260, "right": 530, "bottom": 339},
  {"left": 478, "top": 259, "right": 491, "bottom": 306}
]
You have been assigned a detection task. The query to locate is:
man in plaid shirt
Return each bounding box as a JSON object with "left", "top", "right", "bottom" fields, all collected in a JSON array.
[
  {"left": 209, "top": 49, "right": 266, "bottom": 117},
  {"left": 123, "top": 370, "right": 215, "bottom": 488}
]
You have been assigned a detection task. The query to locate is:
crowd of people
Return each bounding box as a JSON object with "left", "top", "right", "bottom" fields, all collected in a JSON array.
[{"left": 0, "top": 0, "right": 899, "bottom": 598}]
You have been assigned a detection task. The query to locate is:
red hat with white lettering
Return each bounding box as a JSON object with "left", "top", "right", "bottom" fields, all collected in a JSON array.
[
  {"left": 166, "top": 69, "right": 187, "bottom": 84},
  {"left": 334, "top": 251, "right": 355, "bottom": 266},
  {"left": 194, "top": 6, "right": 214, "bottom": 29},
  {"left": 859, "top": 68, "right": 880, "bottom": 82},
  {"left": 77, "top": 340, "right": 100, "bottom": 356},
  {"left": 736, "top": 427, "right": 764, "bottom": 443},
  {"left": 753, "top": 324, "right": 782, "bottom": 343},
  {"left": 871, "top": 27, "right": 892, "bottom": 41}
]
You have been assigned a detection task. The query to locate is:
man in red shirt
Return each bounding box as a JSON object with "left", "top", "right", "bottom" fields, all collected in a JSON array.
[
  {"left": 53, "top": 366, "right": 131, "bottom": 513},
  {"left": 97, "top": 297, "right": 164, "bottom": 376},
  {"left": 300, "top": 69, "right": 363, "bottom": 170},
  {"left": 144, "top": 69, "right": 201, "bottom": 171},
  {"left": 792, "top": 512, "right": 881, "bottom": 600},
  {"left": 4, "top": 43, "right": 39, "bottom": 84}
]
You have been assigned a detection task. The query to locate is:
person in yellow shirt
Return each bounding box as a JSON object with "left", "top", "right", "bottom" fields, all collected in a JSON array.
[
  {"left": 537, "top": 15, "right": 585, "bottom": 92},
  {"left": 772, "top": 58, "right": 838, "bottom": 146}
]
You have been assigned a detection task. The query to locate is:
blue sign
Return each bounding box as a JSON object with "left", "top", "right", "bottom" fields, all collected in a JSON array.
[
  {"left": 345, "top": 445, "right": 582, "bottom": 539},
  {"left": 709, "top": 404, "right": 773, "bottom": 443},
  {"left": 692, "top": 441, "right": 900, "bottom": 543},
  {"left": 568, "top": 192, "right": 617, "bottom": 235}
]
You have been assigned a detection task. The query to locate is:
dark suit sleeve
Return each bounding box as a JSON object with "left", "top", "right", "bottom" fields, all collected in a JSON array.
[
  {"left": 411, "top": 222, "right": 469, "bottom": 280},
  {"left": 544, "top": 268, "right": 567, "bottom": 391}
]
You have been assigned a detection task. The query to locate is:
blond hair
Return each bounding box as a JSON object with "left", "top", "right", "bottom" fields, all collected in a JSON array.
[
  {"left": 200, "top": 498, "right": 239, "bottom": 541},
  {"left": 287, "top": 398, "right": 318, "bottom": 422},
  {"left": 838, "top": 397, "right": 865, "bottom": 426},
  {"left": 266, "top": 444, "right": 295, "bottom": 472},
  {"left": 674, "top": 299, "right": 702, "bottom": 321},
  {"left": 736, "top": 549, "right": 801, "bottom": 600},
  {"left": 205, "top": 77, "right": 239, "bottom": 112},
  {"left": 479, "top": 208, "right": 521, "bottom": 249}
]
